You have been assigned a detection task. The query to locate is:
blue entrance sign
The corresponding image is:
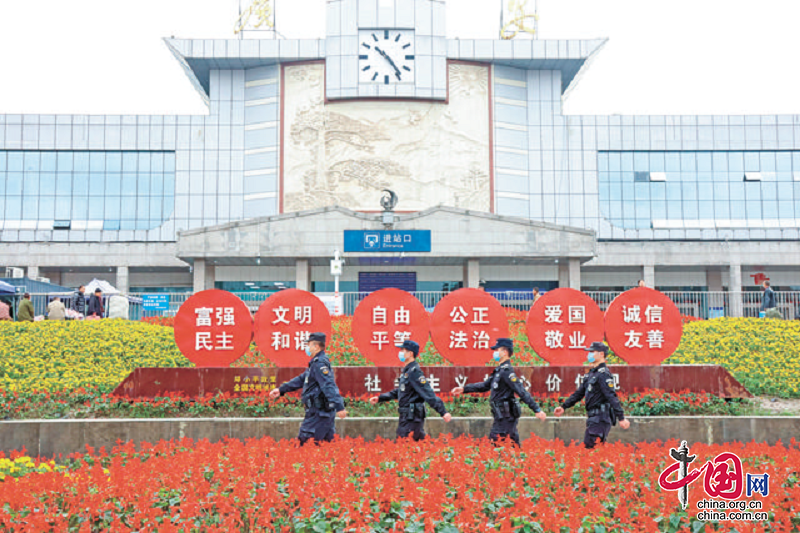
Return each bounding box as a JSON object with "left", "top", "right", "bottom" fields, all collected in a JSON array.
[
  {"left": 344, "top": 230, "right": 432, "bottom": 253},
  {"left": 142, "top": 294, "right": 170, "bottom": 311}
]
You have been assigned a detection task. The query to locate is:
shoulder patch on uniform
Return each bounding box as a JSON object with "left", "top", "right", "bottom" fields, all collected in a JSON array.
[
  {"left": 606, "top": 379, "right": 615, "bottom": 389},
  {"left": 321, "top": 367, "right": 330, "bottom": 375},
  {"left": 419, "top": 376, "right": 426, "bottom": 384},
  {"left": 509, "top": 373, "right": 518, "bottom": 382}
]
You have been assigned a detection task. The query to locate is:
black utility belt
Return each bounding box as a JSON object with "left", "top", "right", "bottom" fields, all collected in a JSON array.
[
  {"left": 303, "top": 396, "right": 332, "bottom": 411},
  {"left": 491, "top": 399, "right": 521, "bottom": 419},
  {"left": 587, "top": 404, "right": 610, "bottom": 417},
  {"left": 399, "top": 403, "right": 426, "bottom": 421}
]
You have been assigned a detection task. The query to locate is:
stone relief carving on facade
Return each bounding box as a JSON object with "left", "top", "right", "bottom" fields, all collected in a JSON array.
[{"left": 283, "top": 62, "right": 490, "bottom": 212}]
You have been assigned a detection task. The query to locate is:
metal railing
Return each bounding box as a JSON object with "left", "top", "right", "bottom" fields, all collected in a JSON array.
[{"left": 12, "top": 290, "right": 800, "bottom": 321}]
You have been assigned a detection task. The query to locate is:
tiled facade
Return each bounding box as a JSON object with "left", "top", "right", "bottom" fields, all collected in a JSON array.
[{"left": 2, "top": 0, "right": 800, "bottom": 291}]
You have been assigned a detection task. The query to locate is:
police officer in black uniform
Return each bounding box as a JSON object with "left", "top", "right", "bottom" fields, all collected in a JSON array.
[
  {"left": 553, "top": 341, "right": 631, "bottom": 448},
  {"left": 452, "top": 338, "right": 547, "bottom": 447},
  {"left": 369, "top": 340, "right": 452, "bottom": 441},
  {"left": 269, "top": 332, "right": 347, "bottom": 445}
]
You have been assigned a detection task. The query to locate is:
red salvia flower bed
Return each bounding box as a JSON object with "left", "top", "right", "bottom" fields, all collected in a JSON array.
[{"left": 0, "top": 436, "right": 797, "bottom": 532}]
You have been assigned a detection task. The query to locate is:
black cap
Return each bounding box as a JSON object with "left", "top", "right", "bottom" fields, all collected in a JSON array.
[
  {"left": 490, "top": 338, "right": 514, "bottom": 351},
  {"left": 584, "top": 341, "right": 609, "bottom": 354},
  {"left": 397, "top": 340, "right": 420, "bottom": 357},
  {"left": 308, "top": 332, "right": 326, "bottom": 344},
  {"left": 478, "top": 279, "right": 487, "bottom": 287}
]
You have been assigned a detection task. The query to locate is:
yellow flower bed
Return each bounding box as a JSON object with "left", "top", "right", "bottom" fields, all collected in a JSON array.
[
  {"left": 0, "top": 456, "right": 66, "bottom": 481},
  {"left": 0, "top": 321, "right": 191, "bottom": 393},
  {"left": 667, "top": 317, "right": 800, "bottom": 398}
]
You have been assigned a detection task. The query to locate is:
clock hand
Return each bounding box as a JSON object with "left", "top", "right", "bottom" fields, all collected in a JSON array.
[{"left": 374, "top": 46, "right": 403, "bottom": 78}]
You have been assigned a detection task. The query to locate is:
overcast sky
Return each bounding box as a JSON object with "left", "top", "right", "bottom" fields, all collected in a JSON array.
[{"left": 1, "top": 0, "right": 798, "bottom": 116}]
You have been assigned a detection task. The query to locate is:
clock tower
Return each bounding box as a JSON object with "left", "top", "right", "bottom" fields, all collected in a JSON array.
[{"left": 325, "top": 0, "right": 447, "bottom": 100}]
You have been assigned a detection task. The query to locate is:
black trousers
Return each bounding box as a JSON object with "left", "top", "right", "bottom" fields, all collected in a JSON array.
[
  {"left": 584, "top": 416, "right": 612, "bottom": 449},
  {"left": 489, "top": 417, "right": 520, "bottom": 447},
  {"left": 397, "top": 419, "right": 426, "bottom": 441},
  {"left": 298, "top": 410, "right": 335, "bottom": 445}
]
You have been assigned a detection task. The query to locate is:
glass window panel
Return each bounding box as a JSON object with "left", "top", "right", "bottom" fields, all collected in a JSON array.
[
  {"left": 744, "top": 182, "right": 761, "bottom": 201},
  {"left": 667, "top": 198, "right": 682, "bottom": 219},
  {"left": 122, "top": 152, "right": 138, "bottom": 172},
  {"left": 608, "top": 152, "right": 621, "bottom": 172},
  {"left": 121, "top": 220, "right": 136, "bottom": 230},
  {"left": 745, "top": 200, "right": 762, "bottom": 219},
  {"left": 635, "top": 201, "right": 650, "bottom": 219},
  {"left": 697, "top": 172, "right": 713, "bottom": 182},
  {"left": 634, "top": 183, "right": 649, "bottom": 200},
  {"left": 55, "top": 197, "right": 71, "bottom": 219},
  {"left": 22, "top": 197, "right": 38, "bottom": 219},
  {"left": 151, "top": 152, "right": 164, "bottom": 172},
  {"left": 698, "top": 200, "right": 713, "bottom": 218},
  {"left": 621, "top": 152, "right": 633, "bottom": 172},
  {"left": 57, "top": 152, "right": 73, "bottom": 172},
  {"left": 778, "top": 182, "right": 794, "bottom": 200},
  {"left": 622, "top": 200, "right": 636, "bottom": 219},
  {"left": 121, "top": 174, "right": 137, "bottom": 196},
  {"left": 164, "top": 175, "right": 175, "bottom": 196},
  {"left": 105, "top": 173, "right": 121, "bottom": 196},
  {"left": 106, "top": 152, "right": 122, "bottom": 172},
  {"left": 598, "top": 153, "right": 609, "bottom": 171},
  {"left": 680, "top": 152, "right": 696, "bottom": 171},
  {"left": 633, "top": 152, "right": 648, "bottom": 171},
  {"left": 760, "top": 152, "right": 776, "bottom": 172},
  {"left": 0, "top": 172, "right": 5, "bottom": 194},
  {"left": 150, "top": 173, "right": 163, "bottom": 196},
  {"left": 730, "top": 182, "right": 745, "bottom": 201},
  {"left": 24, "top": 152, "right": 40, "bottom": 172},
  {"left": 72, "top": 197, "right": 88, "bottom": 219},
  {"left": 698, "top": 183, "right": 714, "bottom": 200},
  {"left": 89, "top": 174, "right": 105, "bottom": 195},
  {"left": 714, "top": 182, "right": 730, "bottom": 199},
  {"left": 666, "top": 183, "right": 682, "bottom": 201},
  {"left": 104, "top": 220, "right": 121, "bottom": 230},
  {"left": 651, "top": 182, "right": 666, "bottom": 200},
  {"left": 73, "top": 172, "right": 90, "bottom": 196},
  {"left": 5, "top": 196, "right": 21, "bottom": 218},
  {"left": 162, "top": 195, "right": 174, "bottom": 215},
  {"left": 712, "top": 152, "right": 728, "bottom": 172},
  {"left": 137, "top": 152, "right": 150, "bottom": 171},
  {"left": 90, "top": 152, "right": 106, "bottom": 172},
  {"left": 137, "top": 196, "right": 150, "bottom": 219},
  {"left": 697, "top": 152, "right": 712, "bottom": 171},
  {"left": 39, "top": 196, "right": 55, "bottom": 218},
  {"left": 779, "top": 200, "right": 794, "bottom": 218},
  {"left": 761, "top": 182, "right": 777, "bottom": 200},
  {"left": 610, "top": 200, "right": 622, "bottom": 216},
  {"left": 105, "top": 196, "right": 121, "bottom": 218},
  {"left": 621, "top": 171, "right": 635, "bottom": 183},
  {"left": 609, "top": 171, "right": 621, "bottom": 182},
  {"left": 729, "top": 152, "right": 744, "bottom": 172},
  {"left": 650, "top": 152, "right": 665, "bottom": 172},
  {"left": 74, "top": 152, "right": 89, "bottom": 172},
  {"left": 0, "top": 152, "right": 6, "bottom": 170},
  {"left": 714, "top": 201, "right": 730, "bottom": 218},
  {"left": 744, "top": 152, "right": 760, "bottom": 171},
  {"left": 6, "top": 172, "right": 23, "bottom": 195},
  {"left": 138, "top": 173, "right": 150, "bottom": 196},
  {"left": 121, "top": 198, "right": 136, "bottom": 219},
  {"left": 622, "top": 182, "right": 634, "bottom": 201},
  {"left": 40, "top": 172, "right": 57, "bottom": 193},
  {"left": 149, "top": 198, "right": 162, "bottom": 220},
  {"left": 730, "top": 200, "right": 745, "bottom": 218},
  {"left": 135, "top": 220, "right": 151, "bottom": 230},
  {"left": 23, "top": 173, "right": 39, "bottom": 196},
  {"left": 651, "top": 200, "right": 666, "bottom": 219},
  {"left": 683, "top": 200, "right": 698, "bottom": 219},
  {"left": 41, "top": 152, "right": 56, "bottom": 172},
  {"left": 762, "top": 200, "right": 778, "bottom": 219},
  {"left": 165, "top": 155, "right": 176, "bottom": 173},
  {"left": 777, "top": 152, "right": 792, "bottom": 172},
  {"left": 682, "top": 182, "right": 697, "bottom": 200},
  {"left": 0, "top": 197, "right": 5, "bottom": 218},
  {"left": 666, "top": 153, "right": 681, "bottom": 172},
  {"left": 56, "top": 172, "right": 72, "bottom": 196},
  {"left": 7, "top": 152, "right": 23, "bottom": 172}
]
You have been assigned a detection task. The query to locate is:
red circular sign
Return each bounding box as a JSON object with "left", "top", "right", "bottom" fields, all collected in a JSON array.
[
  {"left": 604, "top": 287, "right": 683, "bottom": 365},
  {"left": 429, "top": 288, "right": 509, "bottom": 366},
  {"left": 352, "top": 288, "right": 429, "bottom": 367},
  {"left": 174, "top": 289, "right": 254, "bottom": 367},
  {"left": 526, "top": 288, "right": 605, "bottom": 366},
  {"left": 254, "top": 289, "right": 332, "bottom": 368}
]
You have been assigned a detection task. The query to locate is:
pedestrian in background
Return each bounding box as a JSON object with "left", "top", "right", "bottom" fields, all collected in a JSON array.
[
  {"left": 17, "top": 293, "right": 34, "bottom": 322},
  {"left": 87, "top": 289, "right": 104, "bottom": 318},
  {"left": 761, "top": 280, "right": 779, "bottom": 318},
  {"left": 72, "top": 285, "right": 87, "bottom": 317},
  {"left": 533, "top": 287, "right": 541, "bottom": 302},
  {"left": 47, "top": 296, "right": 66, "bottom": 321}
]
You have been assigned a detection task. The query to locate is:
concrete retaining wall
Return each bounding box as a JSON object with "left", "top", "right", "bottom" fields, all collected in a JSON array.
[{"left": 2, "top": 417, "right": 799, "bottom": 458}]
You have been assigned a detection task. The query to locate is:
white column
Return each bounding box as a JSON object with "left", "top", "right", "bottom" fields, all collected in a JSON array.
[
  {"left": 26, "top": 266, "right": 39, "bottom": 279},
  {"left": 568, "top": 259, "right": 581, "bottom": 290},
  {"left": 116, "top": 266, "right": 130, "bottom": 295},
  {"left": 295, "top": 259, "right": 311, "bottom": 292},
  {"left": 642, "top": 265, "right": 655, "bottom": 288},
  {"left": 729, "top": 263, "right": 743, "bottom": 317},
  {"left": 557, "top": 261, "right": 569, "bottom": 288},
  {"left": 193, "top": 259, "right": 216, "bottom": 293},
  {"left": 463, "top": 259, "right": 480, "bottom": 288}
]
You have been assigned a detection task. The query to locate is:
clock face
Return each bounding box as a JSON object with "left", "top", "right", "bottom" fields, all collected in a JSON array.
[{"left": 358, "top": 29, "right": 415, "bottom": 85}]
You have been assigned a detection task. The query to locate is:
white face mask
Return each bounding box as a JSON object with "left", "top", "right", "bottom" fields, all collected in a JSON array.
[
  {"left": 305, "top": 347, "right": 313, "bottom": 357},
  {"left": 398, "top": 351, "right": 406, "bottom": 362},
  {"left": 493, "top": 351, "right": 501, "bottom": 362}
]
